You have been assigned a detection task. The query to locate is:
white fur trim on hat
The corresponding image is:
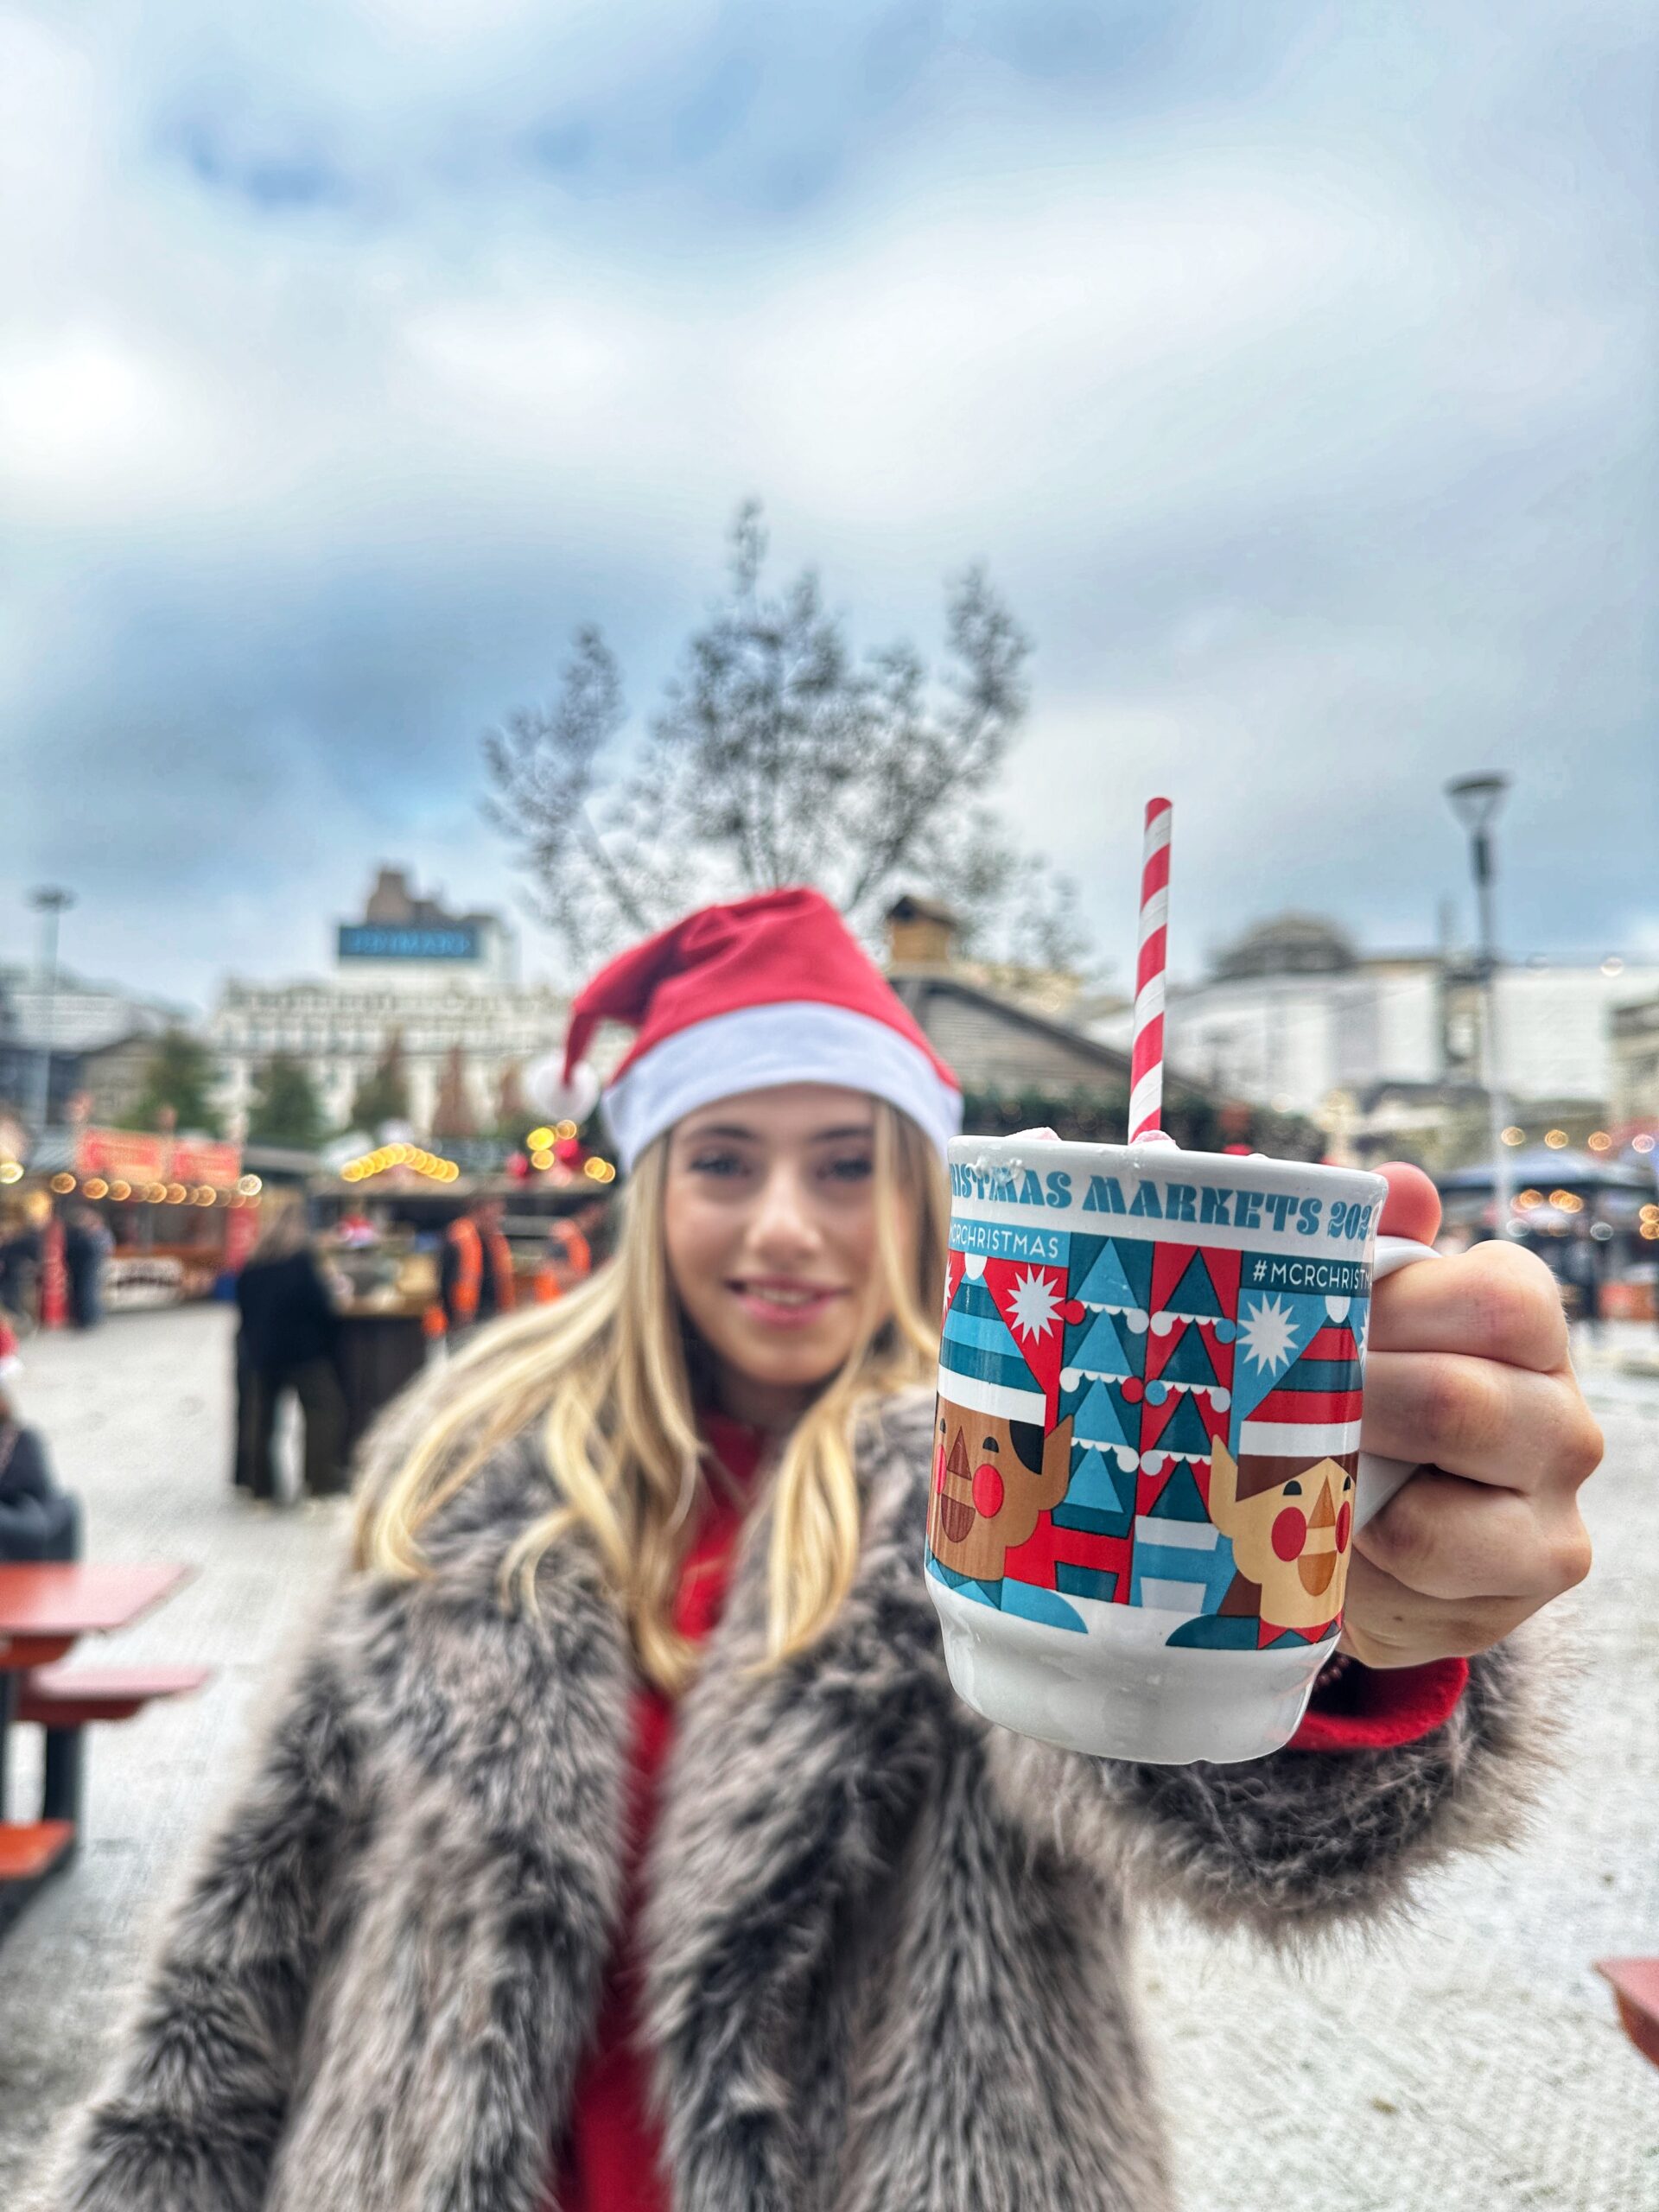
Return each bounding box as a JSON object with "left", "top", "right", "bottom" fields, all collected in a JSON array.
[{"left": 603, "top": 1001, "right": 963, "bottom": 1168}]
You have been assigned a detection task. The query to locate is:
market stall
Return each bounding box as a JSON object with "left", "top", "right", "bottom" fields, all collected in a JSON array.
[
  {"left": 1437, "top": 1146, "right": 1659, "bottom": 1319},
  {"left": 7, "top": 1127, "right": 257, "bottom": 1313}
]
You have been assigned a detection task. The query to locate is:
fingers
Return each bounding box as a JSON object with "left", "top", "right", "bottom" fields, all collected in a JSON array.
[
  {"left": 1338, "top": 1552, "right": 1543, "bottom": 1668},
  {"left": 1353, "top": 1466, "right": 1593, "bottom": 1602},
  {"left": 1363, "top": 1349, "right": 1604, "bottom": 1494},
  {"left": 1375, "top": 1161, "right": 1441, "bottom": 1245},
  {"left": 1368, "top": 1237, "right": 1569, "bottom": 1373}
]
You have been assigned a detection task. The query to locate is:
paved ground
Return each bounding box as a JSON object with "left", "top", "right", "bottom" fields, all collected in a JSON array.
[{"left": 3, "top": 1306, "right": 1656, "bottom": 2209}]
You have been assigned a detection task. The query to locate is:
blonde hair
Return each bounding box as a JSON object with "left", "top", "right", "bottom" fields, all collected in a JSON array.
[
  {"left": 354, "top": 1101, "right": 948, "bottom": 1692},
  {"left": 249, "top": 1192, "right": 313, "bottom": 1265}
]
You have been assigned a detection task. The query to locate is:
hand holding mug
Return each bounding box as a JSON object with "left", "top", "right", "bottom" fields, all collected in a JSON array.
[
  {"left": 1338, "top": 1163, "right": 1599, "bottom": 1672},
  {"left": 927, "top": 1135, "right": 1602, "bottom": 1764}
]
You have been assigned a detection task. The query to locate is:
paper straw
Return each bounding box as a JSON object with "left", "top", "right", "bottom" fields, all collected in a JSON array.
[{"left": 1128, "top": 797, "right": 1172, "bottom": 1141}]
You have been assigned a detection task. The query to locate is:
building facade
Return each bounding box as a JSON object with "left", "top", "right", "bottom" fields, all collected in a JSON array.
[
  {"left": 0, "top": 963, "right": 188, "bottom": 1128},
  {"left": 1088, "top": 913, "right": 1659, "bottom": 1127},
  {"left": 207, "top": 870, "right": 567, "bottom": 1140},
  {"left": 1611, "top": 997, "right": 1659, "bottom": 1128}
]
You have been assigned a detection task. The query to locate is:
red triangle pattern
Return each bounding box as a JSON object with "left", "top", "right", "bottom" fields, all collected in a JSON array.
[
  {"left": 1147, "top": 1242, "right": 1243, "bottom": 1320},
  {"left": 982, "top": 1256, "right": 1068, "bottom": 1408},
  {"left": 1142, "top": 1319, "right": 1237, "bottom": 1395}
]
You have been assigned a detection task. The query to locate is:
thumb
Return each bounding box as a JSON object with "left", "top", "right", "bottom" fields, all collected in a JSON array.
[{"left": 1375, "top": 1160, "right": 1441, "bottom": 1244}]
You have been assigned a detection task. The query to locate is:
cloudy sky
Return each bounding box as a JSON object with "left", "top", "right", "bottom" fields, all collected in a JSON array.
[{"left": 3, "top": 0, "right": 1654, "bottom": 1011}]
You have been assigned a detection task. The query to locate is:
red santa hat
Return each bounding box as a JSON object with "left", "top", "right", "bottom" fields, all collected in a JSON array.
[{"left": 534, "top": 888, "right": 963, "bottom": 1169}]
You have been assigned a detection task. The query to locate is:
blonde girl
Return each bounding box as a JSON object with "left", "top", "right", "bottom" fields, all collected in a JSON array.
[{"left": 54, "top": 888, "right": 1595, "bottom": 2212}]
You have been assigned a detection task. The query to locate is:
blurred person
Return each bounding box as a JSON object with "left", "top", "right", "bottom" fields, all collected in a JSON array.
[
  {"left": 0, "top": 1323, "right": 80, "bottom": 1561},
  {"left": 536, "top": 1195, "right": 609, "bottom": 1300},
  {"left": 439, "top": 1192, "right": 516, "bottom": 1342},
  {"left": 62, "top": 1200, "right": 113, "bottom": 1330},
  {"left": 0, "top": 1203, "right": 42, "bottom": 1330},
  {"left": 232, "top": 1193, "right": 346, "bottom": 1504},
  {"left": 1560, "top": 1224, "right": 1605, "bottom": 1341},
  {"left": 53, "top": 891, "right": 1600, "bottom": 2212}
]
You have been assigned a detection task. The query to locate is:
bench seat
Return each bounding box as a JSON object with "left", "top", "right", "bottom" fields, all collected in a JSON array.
[
  {"left": 1598, "top": 1958, "right": 1659, "bottom": 2069},
  {"left": 0, "top": 1820, "right": 75, "bottom": 1881},
  {"left": 17, "top": 1665, "right": 212, "bottom": 1727}
]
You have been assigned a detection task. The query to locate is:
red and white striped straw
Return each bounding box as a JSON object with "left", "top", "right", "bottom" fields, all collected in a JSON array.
[{"left": 1128, "top": 797, "right": 1173, "bottom": 1141}]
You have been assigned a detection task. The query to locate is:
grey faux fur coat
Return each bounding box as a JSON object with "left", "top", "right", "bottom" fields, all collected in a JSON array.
[{"left": 50, "top": 1386, "right": 1549, "bottom": 2212}]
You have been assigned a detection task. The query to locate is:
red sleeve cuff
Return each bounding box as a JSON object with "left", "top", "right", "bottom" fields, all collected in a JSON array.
[{"left": 1290, "top": 1656, "right": 1469, "bottom": 1752}]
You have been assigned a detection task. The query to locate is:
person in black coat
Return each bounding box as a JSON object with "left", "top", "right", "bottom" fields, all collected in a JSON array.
[
  {"left": 62, "top": 1202, "right": 112, "bottom": 1330},
  {"left": 232, "top": 1197, "right": 346, "bottom": 1503},
  {"left": 0, "top": 1339, "right": 80, "bottom": 1561},
  {"left": 0, "top": 1215, "right": 42, "bottom": 1330}
]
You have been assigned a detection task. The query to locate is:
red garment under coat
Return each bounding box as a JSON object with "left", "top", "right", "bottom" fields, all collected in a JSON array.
[{"left": 546, "top": 1414, "right": 1465, "bottom": 2211}]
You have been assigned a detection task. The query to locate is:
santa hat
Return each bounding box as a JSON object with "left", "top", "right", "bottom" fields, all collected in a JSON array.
[
  {"left": 537, "top": 888, "right": 962, "bottom": 1170},
  {"left": 1238, "top": 1318, "right": 1363, "bottom": 1464},
  {"left": 0, "top": 1319, "right": 21, "bottom": 1384},
  {"left": 938, "top": 1269, "right": 1046, "bottom": 1426}
]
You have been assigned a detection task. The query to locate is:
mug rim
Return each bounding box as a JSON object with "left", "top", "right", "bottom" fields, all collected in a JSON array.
[{"left": 947, "top": 1132, "right": 1386, "bottom": 1204}]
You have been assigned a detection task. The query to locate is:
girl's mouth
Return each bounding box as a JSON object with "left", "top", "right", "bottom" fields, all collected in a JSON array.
[{"left": 728, "top": 1279, "right": 847, "bottom": 1330}]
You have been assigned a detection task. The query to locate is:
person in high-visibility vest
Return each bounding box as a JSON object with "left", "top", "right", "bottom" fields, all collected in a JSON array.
[{"left": 438, "top": 1198, "right": 516, "bottom": 1340}]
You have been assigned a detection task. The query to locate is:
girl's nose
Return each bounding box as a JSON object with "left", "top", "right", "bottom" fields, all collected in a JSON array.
[{"left": 747, "top": 1163, "right": 821, "bottom": 1261}]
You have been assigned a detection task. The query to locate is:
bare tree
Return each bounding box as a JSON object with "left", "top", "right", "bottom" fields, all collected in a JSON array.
[{"left": 484, "top": 501, "right": 1087, "bottom": 968}]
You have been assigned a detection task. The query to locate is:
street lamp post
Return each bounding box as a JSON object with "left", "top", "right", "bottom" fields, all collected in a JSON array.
[
  {"left": 1445, "top": 776, "right": 1511, "bottom": 1238},
  {"left": 26, "top": 887, "right": 75, "bottom": 1138}
]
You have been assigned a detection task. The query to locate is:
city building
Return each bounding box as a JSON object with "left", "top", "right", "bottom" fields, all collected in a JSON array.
[
  {"left": 882, "top": 897, "right": 1233, "bottom": 1134},
  {"left": 1611, "top": 997, "right": 1659, "bottom": 1128},
  {"left": 1440, "top": 958, "right": 1659, "bottom": 1111},
  {"left": 0, "top": 962, "right": 188, "bottom": 1127},
  {"left": 1088, "top": 913, "right": 1659, "bottom": 1134},
  {"left": 207, "top": 868, "right": 568, "bottom": 1138}
]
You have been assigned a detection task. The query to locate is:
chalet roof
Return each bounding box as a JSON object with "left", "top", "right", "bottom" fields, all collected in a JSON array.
[
  {"left": 884, "top": 893, "right": 959, "bottom": 926},
  {"left": 889, "top": 969, "right": 1211, "bottom": 1103}
]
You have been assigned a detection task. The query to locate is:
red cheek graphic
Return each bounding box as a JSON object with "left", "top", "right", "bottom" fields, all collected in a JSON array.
[
  {"left": 972, "top": 1464, "right": 1005, "bottom": 1520},
  {"left": 1272, "top": 1507, "right": 1308, "bottom": 1561},
  {"left": 934, "top": 1444, "right": 947, "bottom": 1492},
  {"left": 1336, "top": 1500, "right": 1353, "bottom": 1553}
]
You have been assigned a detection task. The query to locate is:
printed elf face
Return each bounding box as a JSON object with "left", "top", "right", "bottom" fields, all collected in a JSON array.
[
  {"left": 1208, "top": 1438, "right": 1357, "bottom": 1629},
  {"left": 929, "top": 1400, "right": 1072, "bottom": 1582}
]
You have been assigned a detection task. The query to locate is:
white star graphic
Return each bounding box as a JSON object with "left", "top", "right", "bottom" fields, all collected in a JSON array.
[
  {"left": 1005, "top": 1268, "right": 1062, "bottom": 1342},
  {"left": 1239, "top": 1294, "right": 1299, "bottom": 1373}
]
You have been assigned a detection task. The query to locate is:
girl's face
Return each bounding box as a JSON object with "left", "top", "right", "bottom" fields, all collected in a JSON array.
[{"left": 663, "top": 1084, "right": 892, "bottom": 1427}]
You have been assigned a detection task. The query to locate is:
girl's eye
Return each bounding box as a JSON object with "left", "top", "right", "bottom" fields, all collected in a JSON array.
[
  {"left": 1282, "top": 1480, "right": 1303, "bottom": 1497},
  {"left": 823, "top": 1155, "right": 874, "bottom": 1183},
  {"left": 688, "top": 1151, "right": 747, "bottom": 1178}
]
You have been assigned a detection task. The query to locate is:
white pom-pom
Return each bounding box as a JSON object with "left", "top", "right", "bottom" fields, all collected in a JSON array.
[{"left": 524, "top": 1052, "right": 601, "bottom": 1127}]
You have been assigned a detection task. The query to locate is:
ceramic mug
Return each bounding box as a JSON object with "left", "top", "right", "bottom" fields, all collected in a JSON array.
[{"left": 925, "top": 1134, "right": 1438, "bottom": 1764}]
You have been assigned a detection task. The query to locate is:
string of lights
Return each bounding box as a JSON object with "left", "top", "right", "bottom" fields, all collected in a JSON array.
[{"left": 340, "top": 1144, "right": 459, "bottom": 1184}]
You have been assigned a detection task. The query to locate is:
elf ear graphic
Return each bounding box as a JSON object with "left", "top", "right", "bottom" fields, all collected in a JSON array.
[
  {"left": 1038, "top": 1414, "right": 1074, "bottom": 1513},
  {"left": 1208, "top": 1437, "right": 1240, "bottom": 1535}
]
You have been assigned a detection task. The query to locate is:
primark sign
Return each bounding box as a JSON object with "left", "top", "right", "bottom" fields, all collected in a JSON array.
[{"left": 338, "top": 924, "right": 480, "bottom": 963}]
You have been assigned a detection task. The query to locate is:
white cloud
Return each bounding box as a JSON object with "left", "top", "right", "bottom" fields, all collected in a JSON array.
[{"left": 2, "top": 0, "right": 1652, "bottom": 1002}]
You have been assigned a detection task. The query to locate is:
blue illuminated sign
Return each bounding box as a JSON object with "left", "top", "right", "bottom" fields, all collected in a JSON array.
[{"left": 338, "top": 924, "right": 480, "bottom": 962}]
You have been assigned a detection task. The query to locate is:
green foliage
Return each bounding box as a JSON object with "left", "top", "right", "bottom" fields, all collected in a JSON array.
[
  {"left": 349, "top": 1032, "right": 410, "bottom": 1135},
  {"left": 960, "top": 1085, "right": 1323, "bottom": 1161},
  {"left": 136, "top": 1029, "right": 222, "bottom": 1136},
  {"left": 245, "top": 1054, "right": 326, "bottom": 1150}
]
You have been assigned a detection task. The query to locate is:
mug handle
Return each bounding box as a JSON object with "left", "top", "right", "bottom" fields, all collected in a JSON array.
[{"left": 1354, "top": 1236, "right": 1441, "bottom": 1532}]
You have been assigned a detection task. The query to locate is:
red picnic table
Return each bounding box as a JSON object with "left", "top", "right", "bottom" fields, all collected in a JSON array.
[{"left": 0, "top": 1562, "right": 200, "bottom": 1921}]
